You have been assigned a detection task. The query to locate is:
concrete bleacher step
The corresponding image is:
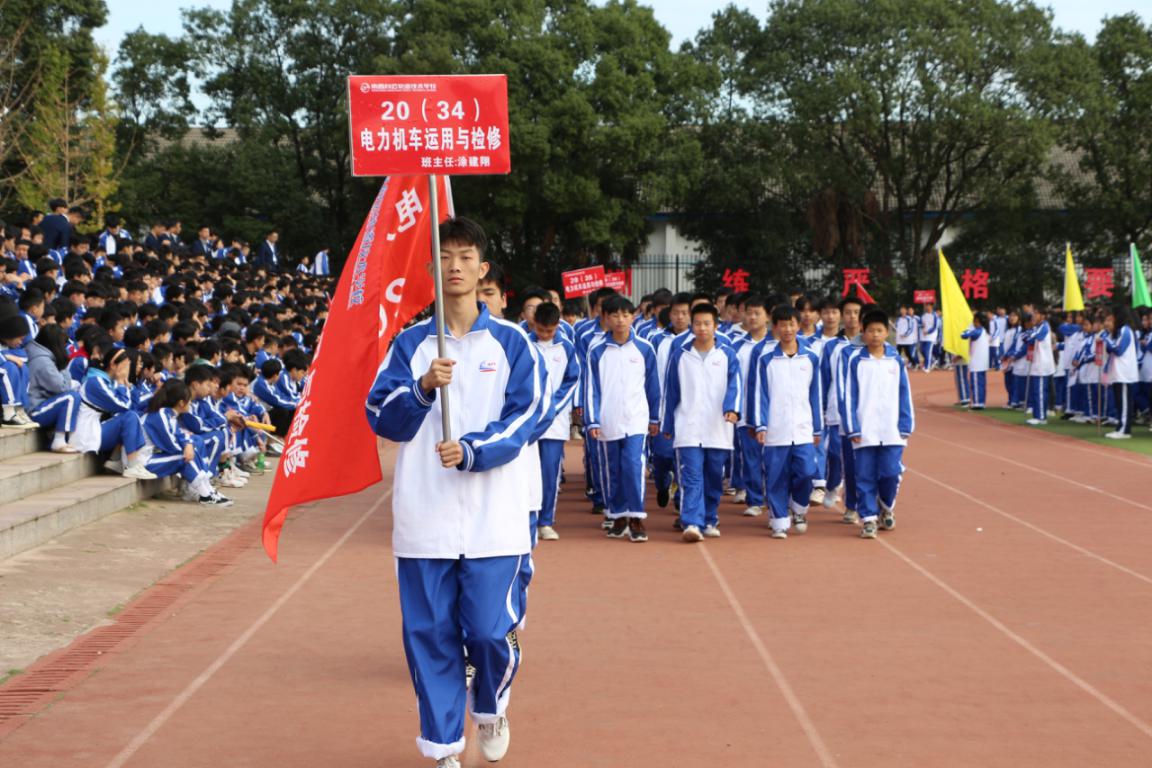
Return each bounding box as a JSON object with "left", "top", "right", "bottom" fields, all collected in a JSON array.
[{"left": 0, "top": 426, "right": 176, "bottom": 561}]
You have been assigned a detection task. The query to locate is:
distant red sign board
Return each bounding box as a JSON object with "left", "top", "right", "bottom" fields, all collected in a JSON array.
[
  {"left": 914, "top": 290, "right": 937, "bottom": 304},
  {"left": 348, "top": 75, "right": 511, "bottom": 176},
  {"left": 562, "top": 266, "right": 605, "bottom": 298},
  {"left": 604, "top": 269, "right": 631, "bottom": 294}
]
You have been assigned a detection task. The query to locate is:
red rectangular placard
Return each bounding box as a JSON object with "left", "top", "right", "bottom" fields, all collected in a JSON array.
[
  {"left": 562, "top": 266, "right": 606, "bottom": 298},
  {"left": 348, "top": 75, "right": 511, "bottom": 176},
  {"left": 914, "top": 289, "right": 937, "bottom": 304}
]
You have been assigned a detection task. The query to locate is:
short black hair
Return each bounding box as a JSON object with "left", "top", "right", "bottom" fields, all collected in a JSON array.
[
  {"left": 601, "top": 294, "right": 636, "bottom": 315},
  {"left": 669, "top": 291, "right": 692, "bottom": 309},
  {"left": 478, "top": 260, "right": 505, "bottom": 292},
  {"left": 691, "top": 303, "right": 719, "bottom": 322},
  {"left": 771, "top": 305, "right": 799, "bottom": 325},
  {"left": 743, "top": 294, "right": 767, "bottom": 312},
  {"left": 260, "top": 359, "right": 283, "bottom": 378},
  {"left": 282, "top": 349, "right": 310, "bottom": 372},
  {"left": 534, "top": 301, "right": 560, "bottom": 327},
  {"left": 438, "top": 217, "right": 488, "bottom": 258},
  {"left": 838, "top": 295, "right": 864, "bottom": 311},
  {"left": 861, "top": 309, "right": 889, "bottom": 329}
]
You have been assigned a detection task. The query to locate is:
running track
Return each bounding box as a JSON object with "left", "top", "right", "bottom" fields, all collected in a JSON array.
[{"left": 1, "top": 372, "right": 1150, "bottom": 766}]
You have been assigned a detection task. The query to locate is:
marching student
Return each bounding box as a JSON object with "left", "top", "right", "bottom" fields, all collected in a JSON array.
[
  {"left": 731, "top": 296, "right": 771, "bottom": 517},
  {"left": 585, "top": 294, "right": 660, "bottom": 543},
  {"left": 841, "top": 309, "right": 914, "bottom": 539},
  {"left": 895, "top": 305, "right": 919, "bottom": 368},
  {"left": 651, "top": 291, "right": 691, "bottom": 512},
  {"left": 143, "top": 379, "right": 234, "bottom": 506},
  {"left": 365, "top": 217, "right": 545, "bottom": 767},
  {"left": 753, "top": 305, "right": 823, "bottom": 539},
  {"left": 960, "top": 311, "right": 990, "bottom": 409},
  {"left": 822, "top": 296, "right": 864, "bottom": 521},
  {"left": 919, "top": 303, "right": 939, "bottom": 371},
  {"left": 1101, "top": 305, "right": 1138, "bottom": 439},
  {"left": 529, "top": 302, "right": 580, "bottom": 540},
  {"left": 662, "top": 303, "right": 741, "bottom": 542},
  {"left": 573, "top": 287, "right": 616, "bottom": 517}
]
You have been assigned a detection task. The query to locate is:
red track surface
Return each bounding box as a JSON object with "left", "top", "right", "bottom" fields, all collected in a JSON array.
[{"left": 2, "top": 372, "right": 1151, "bottom": 767}]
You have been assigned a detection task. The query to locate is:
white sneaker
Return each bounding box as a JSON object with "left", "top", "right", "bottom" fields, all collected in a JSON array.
[
  {"left": 4, "top": 409, "right": 37, "bottom": 429},
  {"left": 742, "top": 505, "right": 763, "bottom": 517},
  {"left": 537, "top": 525, "right": 560, "bottom": 541},
  {"left": 703, "top": 525, "right": 721, "bottom": 538},
  {"left": 793, "top": 514, "right": 808, "bottom": 534},
  {"left": 732, "top": 490, "right": 747, "bottom": 504},
  {"left": 217, "top": 470, "right": 246, "bottom": 489},
  {"left": 822, "top": 487, "right": 841, "bottom": 509},
  {"left": 770, "top": 529, "right": 788, "bottom": 539},
  {"left": 123, "top": 464, "right": 158, "bottom": 481},
  {"left": 182, "top": 485, "right": 201, "bottom": 502},
  {"left": 1025, "top": 418, "right": 1047, "bottom": 426},
  {"left": 842, "top": 509, "right": 859, "bottom": 524},
  {"left": 103, "top": 459, "right": 125, "bottom": 474},
  {"left": 231, "top": 465, "right": 251, "bottom": 479},
  {"left": 682, "top": 525, "right": 704, "bottom": 543},
  {"left": 435, "top": 757, "right": 460, "bottom": 768},
  {"left": 1105, "top": 431, "right": 1132, "bottom": 440},
  {"left": 477, "top": 716, "right": 510, "bottom": 762},
  {"left": 723, "top": 486, "right": 737, "bottom": 496},
  {"left": 809, "top": 487, "right": 826, "bottom": 506}
]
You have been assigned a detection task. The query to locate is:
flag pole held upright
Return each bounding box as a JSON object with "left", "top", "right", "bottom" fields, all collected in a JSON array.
[{"left": 428, "top": 173, "right": 452, "bottom": 440}]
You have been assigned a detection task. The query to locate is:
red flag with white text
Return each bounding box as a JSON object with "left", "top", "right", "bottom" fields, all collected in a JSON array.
[{"left": 261, "top": 175, "right": 453, "bottom": 561}]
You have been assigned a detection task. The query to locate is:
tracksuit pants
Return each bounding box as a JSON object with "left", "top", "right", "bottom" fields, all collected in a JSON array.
[
  {"left": 1028, "top": 375, "right": 1051, "bottom": 420},
  {"left": 584, "top": 430, "right": 605, "bottom": 508},
  {"left": 824, "top": 424, "right": 844, "bottom": 492},
  {"left": 675, "top": 446, "right": 728, "bottom": 530},
  {"left": 537, "top": 439, "right": 565, "bottom": 528},
  {"left": 738, "top": 429, "right": 765, "bottom": 507},
  {"left": 1004, "top": 370, "right": 1015, "bottom": 404},
  {"left": 968, "top": 371, "right": 986, "bottom": 409},
  {"left": 729, "top": 433, "right": 746, "bottom": 493},
  {"left": 954, "top": 363, "right": 970, "bottom": 404},
  {"left": 853, "top": 445, "right": 905, "bottom": 523},
  {"left": 989, "top": 346, "right": 1001, "bottom": 370},
  {"left": 763, "top": 443, "right": 817, "bottom": 533},
  {"left": 29, "top": 392, "right": 81, "bottom": 433},
  {"left": 919, "top": 341, "right": 935, "bottom": 371},
  {"left": 840, "top": 433, "right": 858, "bottom": 513},
  {"left": 1112, "top": 382, "right": 1134, "bottom": 435},
  {"left": 650, "top": 434, "right": 676, "bottom": 501},
  {"left": 1053, "top": 374, "right": 1066, "bottom": 410},
  {"left": 0, "top": 355, "right": 28, "bottom": 405},
  {"left": 598, "top": 434, "right": 646, "bottom": 519},
  {"left": 99, "top": 412, "right": 146, "bottom": 455},
  {"left": 397, "top": 555, "right": 525, "bottom": 761},
  {"left": 1012, "top": 373, "right": 1028, "bottom": 408}
]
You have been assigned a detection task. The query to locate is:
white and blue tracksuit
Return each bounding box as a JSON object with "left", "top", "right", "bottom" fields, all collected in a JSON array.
[
  {"left": 989, "top": 315, "right": 1007, "bottom": 369},
  {"left": 365, "top": 305, "right": 545, "bottom": 761},
  {"left": 651, "top": 329, "right": 681, "bottom": 505},
  {"left": 663, "top": 342, "right": 741, "bottom": 530},
  {"left": 71, "top": 370, "right": 146, "bottom": 455},
  {"left": 26, "top": 344, "right": 80, "bottom": 433},
  {"left": 1103, "top": 325, "right": 1139, "bottom": 434},
  {"left": 841, "top": 344, "right": 914, "bottom": 523},
  {"left": 732, "top": 334, "right": 772, "bottom": 508},
  {"left": 222, "top": 392, "right": 267, "bottom": 455},
  {"left": 919, "top": 312, "right": 939, "bottom": 370},
  {"left": 575, "top": 323, "right": 606, "bottom": 509},
  {"left": 177, "top": 398, "right": 229, "bottom": 469},
  {"left": 753, "top": 342, "right": 823, "bottom": 532},
  {"left": 1073, "top": 334, "right": 1103, "bottom": 418},
  {"left": 253, "top": 375, "right": 298, "bottom": 411},
  {"left": 0, "top": 341, "right": 29, "bottom": 407},
  {"left": 1023, "top": 322, "right": 1055, "bottom": 420},
  {"left": 585, "top": 331, "right": 660, "bottom": 520},
  {"left": 960, "top": 325, "right": 990, "bottom": 408},
  {"left": 820, "top": 335, "right": 857, "bottom": 506},
  {"left": 532, "top": 334, "right": 580, "bottom": 529},
  {"left": 142, "top": 408, "right": 215, "bottom": 494}
]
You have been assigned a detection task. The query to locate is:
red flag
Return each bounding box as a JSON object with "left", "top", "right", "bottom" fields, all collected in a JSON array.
[{"left": 261, "top": 175, "right": 454, "bottom": 561}]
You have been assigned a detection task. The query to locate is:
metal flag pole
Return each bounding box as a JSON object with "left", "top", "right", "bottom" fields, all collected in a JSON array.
[{"left": 428, "top": 174, "right": 452, "bottom": 441}]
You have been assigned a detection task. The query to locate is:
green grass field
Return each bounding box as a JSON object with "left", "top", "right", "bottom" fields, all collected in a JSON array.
[{"left": 966, "top": 406, "right": 1152, "bottom": 457}]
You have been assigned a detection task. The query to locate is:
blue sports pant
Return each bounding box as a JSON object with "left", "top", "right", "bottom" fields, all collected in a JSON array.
[
  {"left": 29, "top": 392, "right": 81, "bottom": 433},
  {"left": 824, "top": 424, "right": 844, "bottom": 491},
  {"left": 763, "top": 443, "right": 817, "bottom": 532},
  {"left": 583, "top": 429, "right": 604, "bottom": 507},
  {"left": 1053, "top": 374, "right": 1066, "bottom": 410},
  {"left": 738, "top": 429, "right": 765, "bottom": 507},
  {"left": 100, "top": 412, "right": 146, "bottom": 455},
  {"left": 853, "top": 445, "right": 905, "bottom": 523},
  {"left": 968, "top": 371, "right": 986, "bottom": 408},
  {"left": 729, "top": 432, "right": 745, "bottom": 492},
  {"left": 1004, "top": 370, "right": 1015, "bottom": 404},
  {"left": 954, "top": 363, "right": 970, "bottom": 403},
  {"left": 397, "top": 555, "right": 526, "bottom": 760},
  {"left": 675, "top": 446, "right": 728, "bottom": 529},
  {"left": 840, "top": 433, "right": 858, "bottom": 513},
  {"left": 537, "top": 439, "right": 565, "bottom": 528},
  {"left": 650, "top": 433, "right": 676, "bottom": 497},
  {"left": 1028, "top": 375, "right": 1051, "bottom": 420},
  {"left": 598, "top": 434, "right": 647, "bottom": 519},
  {"left": 919, "top": 341, "right": 935, "bottom": 370},
  {"left": 0, "top": 355, "right": 28, "bottom": 405}
]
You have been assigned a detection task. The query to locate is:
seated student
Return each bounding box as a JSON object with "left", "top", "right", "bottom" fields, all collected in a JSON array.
[
  {"left": 529, "top": 302, "right": 580, "bottom": 541},
  {"left": 662, "top": 303, "right": 741, "bottom": 542},
  {"left": 253, "top": 358, "right": 298, "bottom": 436},
  {"left": 142, "top": 379, "right": 233, "bottom": 507},
  {"left": 254, "top": 335, "right": 280, "bottom": 369},
  {"left": 753, "top": 305, "right": 823, "bottom": 539},
  {"left": 1, "top": 311, "right": 37, "bottom": 428},
  {"left": 179, "top": 364, "right": 247, "bottom": 488},
  {"left": 279, "top": 347, "right": 309, "bottom": 401},
  {"left": 69, "top": 344, "right": 157, "bottom": 480},
  {"left": 219, "top": 363, "right": 269, "bottom": 473},
  {"left": 25, "top": 324, "right": 82, "bottom": 450},
  {"left": 841, "top": 309, "right": 915, "bottom": 539},
  {"left": 18, "top": 287, "right": 45, "bottom": 343},
  {"left": 130, "top": 352, "right": 159, "bottom": 413}
]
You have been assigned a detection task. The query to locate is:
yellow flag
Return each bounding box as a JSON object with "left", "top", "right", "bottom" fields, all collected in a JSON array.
[
  {"left": 1063, "top": 242, "right": 1085, "bottom": 311},
  {"left": 938, "top": 248, "right": 973, "bottom": 361}
]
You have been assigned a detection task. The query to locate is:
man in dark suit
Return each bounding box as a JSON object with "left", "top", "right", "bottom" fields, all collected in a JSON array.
[
  {"left": 256, "top": 230, "right": 280, "bottom": 272},
  {"left": 190, "top": 226, "right": 216, "bottom": 259},
  {"left": 39, "top": 199, "right": 72, "bottom": 251}
]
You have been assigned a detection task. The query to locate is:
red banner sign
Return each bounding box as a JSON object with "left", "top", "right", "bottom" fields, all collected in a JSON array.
[
  {"left": 914, "top": 289, "right": 937, "bottom": 304},
  {"left": 562, "top": 266, "right": 605, "bottom": 298},
  {"left": 348, "top": 75, "right": 511, "bottom": 177},
  {"left": 604, "top": 269, "right": 631, "bottom": 294}
]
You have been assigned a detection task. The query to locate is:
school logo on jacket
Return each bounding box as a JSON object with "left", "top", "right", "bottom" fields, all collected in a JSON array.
[{"left": 479, "top": 360, "right": 498, "bottom": 373}]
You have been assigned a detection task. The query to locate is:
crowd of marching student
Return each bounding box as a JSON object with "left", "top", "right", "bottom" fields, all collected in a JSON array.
[
  {"left": 474, "top": 272, "right": 914, "bottom": 544},
  {"left": 0, "top": 202, "right": 331, "bottom": 506},
  {"left": 925, "top": 303, "right": 1152, "bottom": 439}
]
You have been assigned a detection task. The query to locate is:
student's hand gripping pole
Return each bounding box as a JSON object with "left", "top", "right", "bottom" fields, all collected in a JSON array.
[{"left": 428, "top": 173, "right": 452, "bottom": 442}]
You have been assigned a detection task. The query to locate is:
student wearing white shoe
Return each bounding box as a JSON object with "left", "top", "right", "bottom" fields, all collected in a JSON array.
[
  {"left": 918, "top": 303, "right": 939, "bottom": 371},
  {"left": 731, "top": 296, "right": 771, "bottom": 516},
  {"left": 960, "top": 312, "right": 990, "bottom": 410},
  {"left": 842, "top": 309, "right": 914, "bottom": 539},
  {"left": 1022, "top": 309, "right": 1055, "bottom": 425},
  {"left": 663, "top": 303, "right": 741, "bottom": 542},
  {"left": 529, "top": 302, "right": 580, "bottom": 540},
  {"left": 25, "top": 325, "right": 82, "bottom": 451},
  {"left": 70, "top": 345, "right": 157, "bottom": 480},
  {"left": 143, "top": 380, "right": 233, "bottom": 506},
  {"left": 1101, "top": 305, "right": 1138, "bottom": 438},
  {"left": 365, "top": 218, "right": 545, "bottom": 766}
]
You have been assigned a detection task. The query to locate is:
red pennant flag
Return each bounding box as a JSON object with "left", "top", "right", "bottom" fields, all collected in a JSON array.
[{"left": 261, "top": 175, "right": 454, "bottom": 561}]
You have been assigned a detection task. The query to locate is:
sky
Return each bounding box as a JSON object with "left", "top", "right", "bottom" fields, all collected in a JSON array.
[{"left": 94, "top": 0, "right": 1148, "bottom": 55}]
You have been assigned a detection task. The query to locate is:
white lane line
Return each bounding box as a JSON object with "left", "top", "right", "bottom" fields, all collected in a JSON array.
[
  {"left": 698, "top": 545, "right": 839, "bottom": 768},
  {"left": 105, "top": 490, "right": 390, "bottom": 768},
  {"left": 879, "top": 538, "right": 1152, "bottom": 741},
  {"left": 906, "top": 467, "right": 1152, "bottom": 587},
  {"left": 916, "top": 430, "right": 1152, "bottom": 513},
  {"left": 928, "top": 406, "right": 1152, "bottom": 469}
]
